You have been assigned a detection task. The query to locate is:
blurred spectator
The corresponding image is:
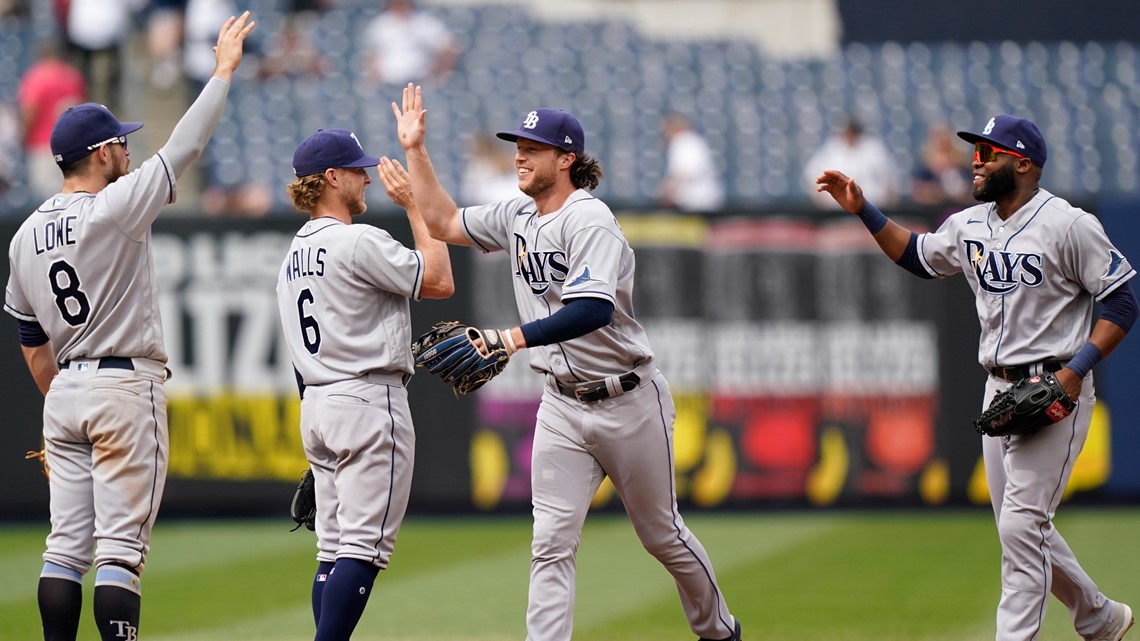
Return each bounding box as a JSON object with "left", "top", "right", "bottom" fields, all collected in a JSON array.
[
  {"left": 184, "top": 0, "right": 237, "bottom": 94},
  {"left": 802, "top": 116, "right": 898, "bottom": 209},
  {"left": 910, "top": 122, "right": 973, "bottom": 206},
  {"left": 185, "top": 0, "right": 272, "bottom": 216},
  {"left": 362, "top": 0, "right": 457, "bottom": 86},
  {"left": 259, "top": 13, "right": 329, "bottom": 80},
  {"left": 17, "top": 39, "right": 87, "bottom": 203},
  {"left": 287, "top": 0, "right": 337, "bottom": 13},
  {"left": 0, "top": 0, "right": 29, "bottom": 19},
  {"left": 656, "top": 113, "right": 725, "bottom": 212},
  {"left": 65, "top": 0, "right": 135, "bottom": 113},
  {"left": 0, "top": 103, "right": 20, "bottom": 199},
  {"left": 200, "top": 182, "right": 274, "bottom": 217},
  {"left": 460, "top": 133, "right": 522, "bottom": 205},
  {"left": 147, "top": 0, "right": 186, "bottom": 91}
]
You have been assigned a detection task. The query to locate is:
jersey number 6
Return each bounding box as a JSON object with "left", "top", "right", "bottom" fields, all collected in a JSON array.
[{"left": 297, "top": 288, "right": 321, "bottom": 355}]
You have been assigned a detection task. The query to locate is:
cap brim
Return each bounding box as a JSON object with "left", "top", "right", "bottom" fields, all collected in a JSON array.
[
  {"left": 118, "top": 122, "right": 144, "bottom": 137},
  {"left": 957, "top": 130, "right": 1013, "bottom": 151},
  {"left": 343, "top": 153, "right": 381, "bottom": 168},
  {"left": 496, "top": 130, "right": 561, "bottom": 149}
]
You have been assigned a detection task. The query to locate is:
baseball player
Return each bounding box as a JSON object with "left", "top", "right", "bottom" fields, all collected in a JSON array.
[
  {"left": 815, "top": 114, "right": 1136, "bottom": 641},
  {"left": 393, "top": 84, "right": 742, "bottom": 641},
  {"left": 3, "top": 13, "right": 254, "bottom": 641},
  {"left": 275, "top": 128, "right": 453, "bottom": 641}
]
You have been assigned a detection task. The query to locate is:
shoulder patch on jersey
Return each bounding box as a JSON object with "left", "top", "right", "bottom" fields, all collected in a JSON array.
[
  {"left": 566, "top": 265, "right": 603, "bottom": 289},
  {"left": 1102, "top": 250, "right": 1126, "bottom": 280}
]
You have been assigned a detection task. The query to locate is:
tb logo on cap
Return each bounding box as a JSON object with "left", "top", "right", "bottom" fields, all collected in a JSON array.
[
  {"left": 982, "top": 118, "right": 996, "bottom": 135},
  {"left": 522, "top": 111, "right": 540, "bottom": 130}
]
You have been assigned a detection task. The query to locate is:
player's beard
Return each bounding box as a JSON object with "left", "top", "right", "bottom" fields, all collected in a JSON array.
[
  {"left": 339, "top": 184, "right": 367, "bottom": 217},
  {"left": 519, "top": 164, "right": 557, "bottom": 199},
  {"left": 973, "top": 162, "right": 1016, "bottom": 202},
  {"left": 105, "top": 147, "right": 129, "bottom": 183}
]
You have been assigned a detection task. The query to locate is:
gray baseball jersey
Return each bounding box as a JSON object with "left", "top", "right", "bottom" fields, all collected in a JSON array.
[
  {"left": 460, "top": 190, "right": 654, "bottom": 382},
  {"left": 912, "top": 187, "right": 1134, "bottom": 640},
  {"left": 915, "top": 188, "right": 1134, "bottom": 367},
  {"left": 460, "top": 189, "right": 738, "bottom": 641},
  {"left": 4, "top": 78, "right": 232, "bottom": 579},
  {"left": 276, "top": 216, "right": 424, "bottom": 569},
  {"left": 276, "top": 217, "right": 425, "bottom": 383}
]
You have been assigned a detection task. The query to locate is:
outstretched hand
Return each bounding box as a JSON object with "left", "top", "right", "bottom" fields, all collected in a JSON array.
[
  {"left": 377, "top": 156, "right": 415, "bottom": 209},
  {"left": 391, "top": 83, "right": 427, "bottom": 151},
  {"left": 213, "top": 11, "right": 256, "bottom": 80},
  {"left": 814, "top": 170, "right": 866, "bottom": 214}
]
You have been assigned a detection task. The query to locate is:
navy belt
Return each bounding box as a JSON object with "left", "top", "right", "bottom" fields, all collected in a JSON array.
[
  {"left": 61, "top": 357, "right": 135, "bottom": 371},
  {"left": 988, "top": 360, "right": 1063, "bottom": 382},
  {"left": 555, "top": 372, "right": 640, "bottom": 403}
]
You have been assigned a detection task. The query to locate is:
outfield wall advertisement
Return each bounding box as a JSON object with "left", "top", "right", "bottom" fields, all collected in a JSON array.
[{"left": 0, "top": 210, "right": 1132, "bottom": 518}]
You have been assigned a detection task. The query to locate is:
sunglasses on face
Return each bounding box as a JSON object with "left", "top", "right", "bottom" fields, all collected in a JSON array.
[
  {"left": 973, "top": 142, "right": 1023, "bottom": 164},
  {"left": 86, "top": 135, "right": 128, "bottom": 151}
]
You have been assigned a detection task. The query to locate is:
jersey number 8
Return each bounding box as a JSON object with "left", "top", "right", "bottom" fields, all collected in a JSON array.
[{"left": 49, "top": 260, "right": 91, "bottom": 326}]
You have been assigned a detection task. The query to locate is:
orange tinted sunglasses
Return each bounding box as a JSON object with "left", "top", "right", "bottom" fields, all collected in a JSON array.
[{"left": 973, "top": 142, "right": 1025, "bottom": 164}]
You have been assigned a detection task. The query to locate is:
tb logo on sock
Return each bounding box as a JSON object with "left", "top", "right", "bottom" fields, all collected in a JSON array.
[{"left": 110, "top": 620, "right": 138, "bottom": 641}]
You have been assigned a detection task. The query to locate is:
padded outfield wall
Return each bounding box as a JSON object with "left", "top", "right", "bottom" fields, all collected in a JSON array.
[{"left": 0, "top": 205, "right": 1137, "bottom": 519}]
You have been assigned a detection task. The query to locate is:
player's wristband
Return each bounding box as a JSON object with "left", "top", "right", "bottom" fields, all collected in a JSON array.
[
  {"left": 1064, "top": 342, "right": 1102, "bottom": 379},
  {"left": 501, "top": 328, "right": 518, "bottom": 354},
  {"left": 856, "top": 202, "right": 889, "bottom": 234}
]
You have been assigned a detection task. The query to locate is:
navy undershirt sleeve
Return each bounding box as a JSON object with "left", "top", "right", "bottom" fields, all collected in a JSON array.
[
  {"left": 1100, "top": 281, "right": 1138, "bottom": 331},
  {"left": 16, "top": 319, "right": 49, "bottom": 347},
  {"left": 895, "top": 232, "right": 935, "bottom": 279},
  {"left": 520, "top": 298, "right": 615, "bottom": 347}
]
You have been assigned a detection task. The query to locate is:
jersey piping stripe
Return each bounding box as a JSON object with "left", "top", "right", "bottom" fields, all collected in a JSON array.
[
  {"left": 992, "top": 196, "right": 1054, "bottom": 366},
  {"left": 1004, "top": 195, "right": 1055, "bottom": 247},
  {"left": 460, "top": 208, "right": 492, "bottom": 253},
  {"left": 373, "top": 384, "right": 397, "bottom": 563},
  {"left": 916, "top": 233, "right": 944, "bottom": 277},
  {"left": 411, "top": 250, "right": 424, "bottom": 301},
  {"left": 3, "top": 300, "right": 36, "bottom": 322},
  {"left": 1094, "top": 268, "right": 1136, "bottom": 300},
  {"left": 37, "top": 193, "right": 95, "bottom": 214},
  {"left": 133, "top": 379, "right": 161, "bottom": 558},
  {"left": 1029, "top": 400, "right": 1082, "bottom": 639},
  {"left": 295, "top": 218, "right": 343, "bottom": 238},
  {"left": 652, "top": 377, "right": 734, "bottom": 637},
  {"left": 157, "top": 152, "right": 175, "bottom": 204}
]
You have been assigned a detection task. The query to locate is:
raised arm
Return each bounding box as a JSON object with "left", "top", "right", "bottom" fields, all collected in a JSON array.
[
  {"left": 815, "top": 169, "right": 913, "bottom": 262},
  {"left": 392, "top": 83, "right": 472, "bottom": 246},
  {"left": 377, "top": 156, "right": 454, "bottom": 300}
]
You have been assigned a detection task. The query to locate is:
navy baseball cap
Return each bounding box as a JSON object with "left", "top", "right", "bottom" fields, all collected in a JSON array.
[
  {"left": 50, "top": 103, "right": 143, "bottom": 165},
  {"left": 497, "top": 108, "right": 585, "bottom": 155},
  {"left": 293, "top": 128, "right": 380, "bottom": 177},
  {"left": 957, "top": 115, "right": 1047, "bottom": 167}
]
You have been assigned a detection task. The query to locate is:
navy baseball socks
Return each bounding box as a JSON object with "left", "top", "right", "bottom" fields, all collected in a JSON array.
[
  {"left": 314, "top": 558, "right": 380, "bottom": 641},
  {"left": 38, "top": 562, "right": 83, "bottom": 641},
  {"left": 93, "top": 564, "right": 142, "bottom": 641},
  {"left": 311, "top": 560, "right": 335, "bottom": 625}
]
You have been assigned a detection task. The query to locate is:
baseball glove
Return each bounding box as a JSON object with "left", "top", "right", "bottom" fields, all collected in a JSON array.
[
  {"left": 974, "top": 373, "right": 1076, "bottom": 437},
  {"left": 290, "top": 468, "right": 316, "bottom": 532},
  {"left": 411, "top": 321, "right": 510, "bottom": 395}
]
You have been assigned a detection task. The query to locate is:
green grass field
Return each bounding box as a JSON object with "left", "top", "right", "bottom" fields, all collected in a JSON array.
[{"left": 1, "top": 508, "right": 1137, "bottom": 640}]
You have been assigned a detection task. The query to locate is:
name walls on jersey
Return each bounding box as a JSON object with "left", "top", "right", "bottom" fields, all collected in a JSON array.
[
  {"left": 151, "top": 230, "right": 307, "bottom": 481},
  {"left": 284, "top": 246, "right": 326, "bottom": 281}
]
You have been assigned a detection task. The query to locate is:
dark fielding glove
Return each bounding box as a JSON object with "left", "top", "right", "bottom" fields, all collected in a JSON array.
[
  {"left": 974, "top": 373, "right": 1076, "bottom": 437},
  {"left": 411, "top": 321, "right": 511, "bottom": 395},
  {"left": 290, "top": 469, "right": 316, "bottom": 532}
]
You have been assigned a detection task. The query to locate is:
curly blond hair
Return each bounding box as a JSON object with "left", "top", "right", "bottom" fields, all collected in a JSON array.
[{"left": 286, "top": 174, "right": 326, "bottom": 213}]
